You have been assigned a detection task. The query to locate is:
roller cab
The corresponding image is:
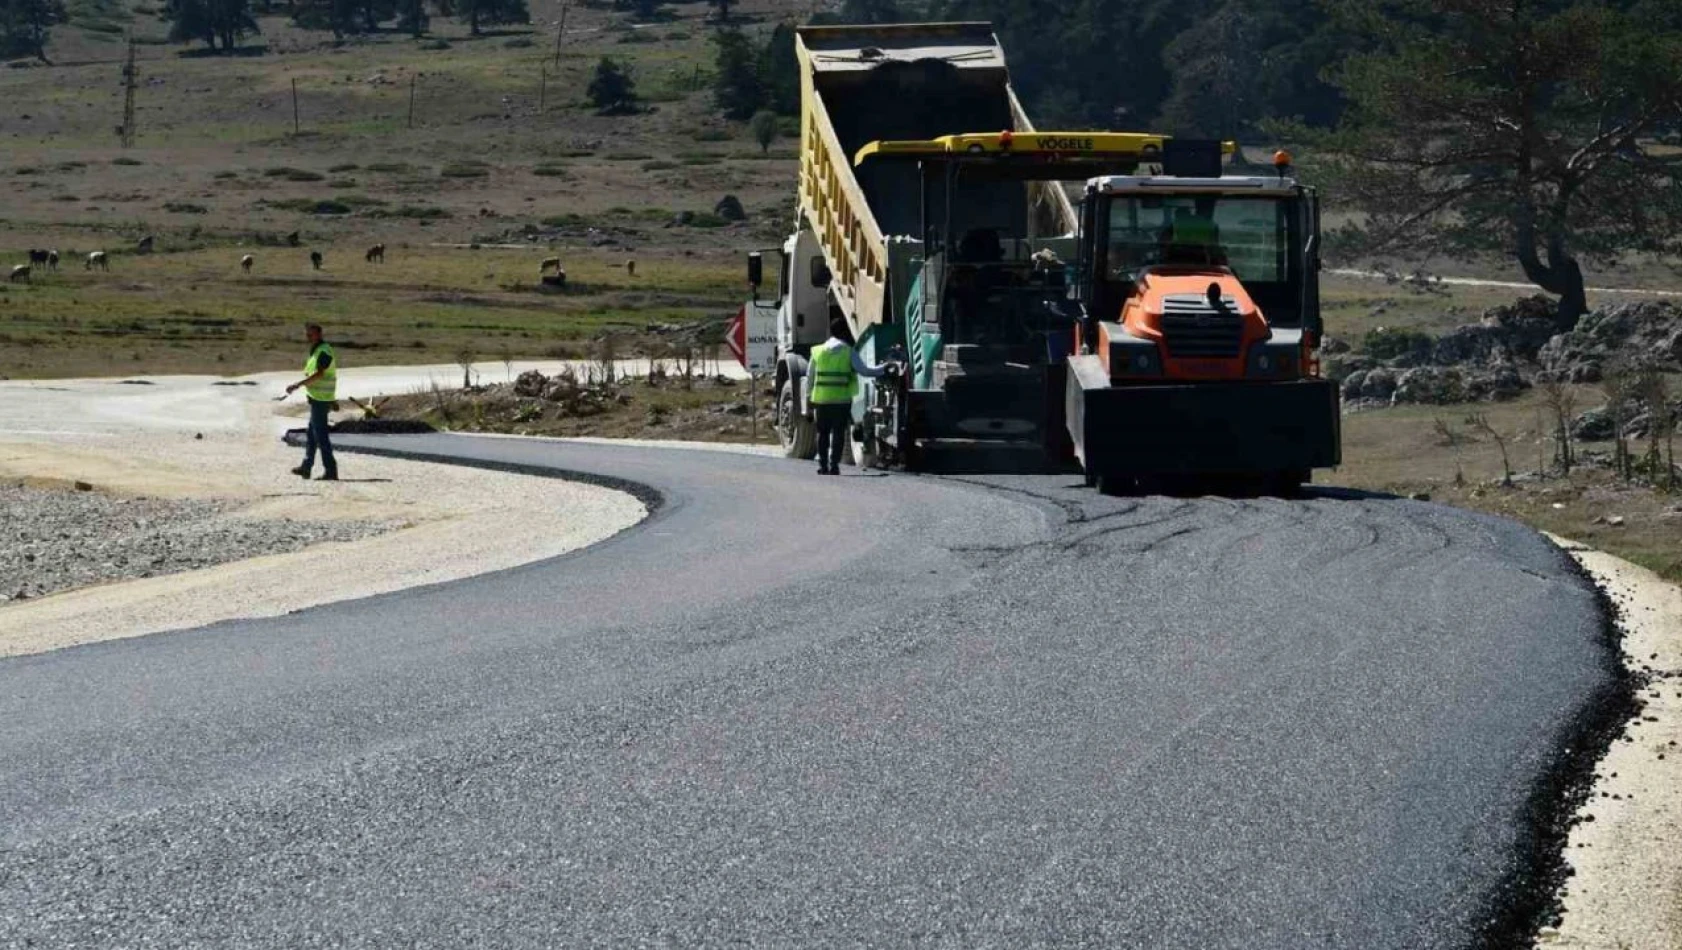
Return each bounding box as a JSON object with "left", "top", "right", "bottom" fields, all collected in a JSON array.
[{"left": 1064, "top": 167, "right": 1341, "bottom": 490}]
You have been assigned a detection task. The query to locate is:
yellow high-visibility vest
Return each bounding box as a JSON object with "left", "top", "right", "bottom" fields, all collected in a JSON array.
[
  {"left": 1173, "top": 215, "right": 1218, "bottom": 247},
  {"left": 304, "top": 342, "right": 337, "bottom": 402},
  {"left": 809, "top": 344, "right": 857, "bottom": 405}
]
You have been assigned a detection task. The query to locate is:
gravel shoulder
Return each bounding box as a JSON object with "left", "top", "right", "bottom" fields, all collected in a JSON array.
[
  {"left": 1540, "top": 537, "right": 1682, "bottom": 949},
  {"left": 1, "top": 483, "right": 396, "bottom": 604},
  {"left": 0, "top": 371, "right": 647, "bottom": 658}
]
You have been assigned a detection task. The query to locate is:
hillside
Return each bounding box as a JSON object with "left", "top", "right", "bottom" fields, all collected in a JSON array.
[
  {"left": 3, "top": 0, "right": 1678, "bottom": 380},
  {"left": 1, "top": 0, "right": 819, "bottom": 377}
]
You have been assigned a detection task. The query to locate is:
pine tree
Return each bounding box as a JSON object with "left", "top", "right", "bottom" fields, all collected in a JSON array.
[
  {"left": 455, "top": 0, "right": 526, "bottom": 35},
  {"left": 397, "top": 0, "right": 426, "bottom": 35},
  {"left": 0, "top": 0, "right": 68, "bottom": 62},
  {"left": 1156, "top": 2, "right": 1262, "bottom": 140},
  {"left": 712, "top": 27, "right": 761, "bottom": 120},
  {"left": 291, "top": 0, "right": 358, "bottom": 36},
  {"left": 757, "top": 21, "right": 798, "bottom": 115},
  {"left": 1310, "top": 0, "right": 1682, "bottom": 329},
  {"left": 837, "top": 0, "right": 908, "bottom": 23},
  {"left": 165, "top": 0, "right": 259, "bottom": 50},
  {"left": 587, "top": 56, "right": 636, "bottom": 114}
]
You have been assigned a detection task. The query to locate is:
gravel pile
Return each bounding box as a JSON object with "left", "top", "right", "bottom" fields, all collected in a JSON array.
[{"left": 0, "top": 483, "right": 395, "bottom": 604}]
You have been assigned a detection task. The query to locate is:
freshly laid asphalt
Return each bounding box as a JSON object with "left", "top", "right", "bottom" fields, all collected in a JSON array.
[{"left": 0, "top": 434, "right": 1617, "bottom": 948}]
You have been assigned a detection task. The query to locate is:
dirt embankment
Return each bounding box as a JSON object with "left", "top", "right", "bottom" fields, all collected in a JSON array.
[{"left": 378, "top": 367, "right": 780, "bottom": 445}]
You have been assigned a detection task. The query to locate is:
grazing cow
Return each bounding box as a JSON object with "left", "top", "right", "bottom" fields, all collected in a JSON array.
[
  {"left": 310, "top": 251, "right": 323, "bottom": 271},
  {"left": 539, "top": 256, "right": 561, "bottom": 275},
  {"left": 241, "top": 254, "right": 254, "bottom": 273},
  {"left": 9, "top": 265, "right": 30, "bottom": 283},
  {"left": 86, "top": 250, "right": 109, "bottom": 271},
  {"left": 46, "top": 250, "right": 58, "bottom": 271},
  {"left": 626, "top": 258, "right": 636, "bottom": 278},
  {"left": 136, "top": 235, "right": 154, "bottom": 254},
  {"left": 365, "top": 243, "right": 385, "bottom": 264},
  {"left": 28, "top": 249, "right": 49, "bottom": 267},
  {"left": 285, "top": 231, "right": 301, "bottom": 247}
]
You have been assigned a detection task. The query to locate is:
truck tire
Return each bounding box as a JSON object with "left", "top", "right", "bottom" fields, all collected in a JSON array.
[{"left": 777, "top": 377, "right": 816, "bottom": 460}]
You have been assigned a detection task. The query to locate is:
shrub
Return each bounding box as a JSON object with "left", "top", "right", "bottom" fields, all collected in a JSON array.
[
  {"left": 333, "top": 193, "right": 387, "bottom": 207},
  {"left": 503, "top": 36, "right": 535, "bottom": 48},
  {"left": 367, "top": 205, "right": 452, "bottom": 219},
  {"left": 326, "top": 177, "right": 358, "bottom": 188},
  {"left": 112, "top": 157, "right": 143, "bottom": 166},
  {"left": 441, "top": 162, "right": 491, "bottom": 178},
  {"left": 213, "top": 171, "right": 239, "bottom": 180},
  {"left": 163, "top": 201, "right": 209, "bottom": 213},
  {"left": 1362, "top": 326, "right": 1434, "bottom": 360},
  {"left": 640, "top": 160, "right": 677, "bottom": 171},
  {"left": 264, "top": 167, "right": 325, "bottom": 182},
  {"left": 328, "top": 163, "right": 360, "bottom": 172},
  {"left": 548, "top": 148, "right": 594, "bottom": 158},
  {"left": 541, "top": 213, "right": 586, "bottom": 227},
  {"left": 749, "top": 109, "right": 778, "bottom": 154},
  {"left": 365, "top": 162, "right": 417, "bottom": 173},
  {"left": 418, "top": 38, "right": 450, "bottom": 50},
  {"left": 13, "top": 167, "right": 39, "bottom": 175},
  {"left": 692, "top": 128, "right": 730, "bottom": 142},
  {"left": 531, "top": 164, "right": 570, "bottom": 177},
  {"left": 268, "top": 197, "right": 354, "bottom": 215},
  {"left": 604, "top": 151, "right": 652, "bottom": 161}
]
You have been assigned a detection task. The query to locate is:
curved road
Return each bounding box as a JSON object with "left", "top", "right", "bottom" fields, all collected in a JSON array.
[{"left": 0, "top": 434, "right": 1616, "bottom": 948}]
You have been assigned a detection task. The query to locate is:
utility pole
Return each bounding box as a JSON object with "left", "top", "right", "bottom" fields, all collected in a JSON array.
[
  {"left": 291, "top": 78, "right": 300, "bottom": 135},
  {"left": 553, "top": 1, "right": 568, "bottom": 69},
  {"left": 119, "top": 35, "right": 137, "bottom": 148}
]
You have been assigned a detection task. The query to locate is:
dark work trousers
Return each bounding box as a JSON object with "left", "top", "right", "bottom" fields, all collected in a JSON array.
[
  {"left": 814, "top": 403, "right": 851, "bottom": 471},
  {"left": 303, "top": 398, "right": 337, "bottom": 475}
]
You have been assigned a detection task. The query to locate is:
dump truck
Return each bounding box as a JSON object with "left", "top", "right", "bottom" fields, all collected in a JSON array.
[
  {"left": 744, "top": 22, "right": 1076, "bottom": 464},
  {"left": 743, "top": 22, "right": 1340, "bottom": 490}
]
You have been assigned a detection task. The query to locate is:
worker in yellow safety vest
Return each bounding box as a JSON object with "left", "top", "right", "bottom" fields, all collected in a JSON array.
[
  {"left": 1164, "top": 200, "right": 1226, "bottom": 266},
  {"left": 285, "top": 323, "right": 339, "bottom": 481},
  {"left": 808, "top": 317, "right": 894, "bottom": 475}
]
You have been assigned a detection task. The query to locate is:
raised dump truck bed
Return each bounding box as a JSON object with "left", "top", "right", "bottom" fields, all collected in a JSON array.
[{"left": 794, "top": 23, "right": 1074, "bottom": 333}]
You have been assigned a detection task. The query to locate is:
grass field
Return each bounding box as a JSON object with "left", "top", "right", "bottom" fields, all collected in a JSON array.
[
  {"left": 0, "top": 243, "right": 745, "bottom": 377},
  {"left": 0, "top": 0, "right": 806, "bottom": 376},
  {"left": 4, "top": 0, "right": 1676, "bottom": 377}
]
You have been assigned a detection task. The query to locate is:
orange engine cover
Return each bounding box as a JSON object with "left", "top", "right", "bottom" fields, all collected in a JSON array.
[{"left": 1119, "top": 269, "right": 1270, "bottom": 380}]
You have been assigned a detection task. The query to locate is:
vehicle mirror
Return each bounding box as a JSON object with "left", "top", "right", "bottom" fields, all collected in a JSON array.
[
  {"left": 810, "top": 258, "right": 832, "bottom": 289},
  {"left": 747, "top": 252, "right": 763, "bottom": 288}
]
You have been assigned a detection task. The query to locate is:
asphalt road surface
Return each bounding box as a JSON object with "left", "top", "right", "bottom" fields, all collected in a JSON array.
[{"left": 0, "top": 434, "right": 1617, "bottom": 948}]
